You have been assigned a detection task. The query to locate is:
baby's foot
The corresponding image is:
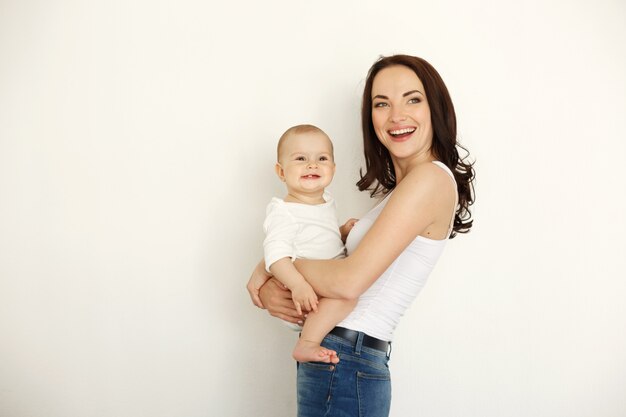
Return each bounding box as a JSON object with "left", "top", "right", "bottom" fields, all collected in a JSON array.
[{"left": 293, "top": 339, "right": 339, "bottom": 364}]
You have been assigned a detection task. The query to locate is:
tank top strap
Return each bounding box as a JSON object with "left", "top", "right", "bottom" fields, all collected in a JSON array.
[{"left": 431, "top": 161, "right": 458, "bottom": 239}]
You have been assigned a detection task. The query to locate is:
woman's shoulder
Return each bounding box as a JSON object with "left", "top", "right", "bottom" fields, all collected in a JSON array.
[
  {"left": 385, "top": 162, "right": 456, "bottom": 216},
  {"left": 400, "top": 161, "right": 455, "bottom": 191}
]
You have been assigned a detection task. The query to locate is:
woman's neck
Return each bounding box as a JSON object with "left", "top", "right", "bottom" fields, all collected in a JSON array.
[{"left": 392, "top": 152, "right": 435, "bottom": 184}]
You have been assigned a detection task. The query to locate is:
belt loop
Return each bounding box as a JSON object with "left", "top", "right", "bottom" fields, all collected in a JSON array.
[
  {"left": 355, "top": 332, "right": 364, "bottom": 355},
  {"left": 387, "top": 342, "right": 392, "bottom": 359}
]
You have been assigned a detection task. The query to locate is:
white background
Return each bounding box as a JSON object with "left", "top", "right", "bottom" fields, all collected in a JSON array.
[{"left": 1, "top": 1, "right": 625, "bottom": 416}]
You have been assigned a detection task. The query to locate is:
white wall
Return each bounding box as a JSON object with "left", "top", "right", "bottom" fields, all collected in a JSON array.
[{"left": 1, "top": 1, "right": 625, "bottom": 416}]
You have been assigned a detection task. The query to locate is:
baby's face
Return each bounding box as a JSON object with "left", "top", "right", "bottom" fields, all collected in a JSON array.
[{"left": 276, "top": 131, "right": 336, "bottom": 197}]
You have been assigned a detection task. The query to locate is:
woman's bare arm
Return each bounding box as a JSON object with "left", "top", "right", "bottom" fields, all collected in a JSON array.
[{"left": 296, "top": 164, "right": 456, "bottom": 299}]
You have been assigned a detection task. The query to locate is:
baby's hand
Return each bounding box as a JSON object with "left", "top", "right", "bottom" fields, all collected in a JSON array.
[
  {"left": 340, "top": 218, "right": 358, "bottom": 243},
  {"left": 290, "top": 282, "right": 318, "bottom": 316}
]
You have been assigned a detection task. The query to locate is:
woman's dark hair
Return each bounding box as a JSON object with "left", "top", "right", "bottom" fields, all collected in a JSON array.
[{"left": 357, "top": 54, "right": 475, "bottom": 237}]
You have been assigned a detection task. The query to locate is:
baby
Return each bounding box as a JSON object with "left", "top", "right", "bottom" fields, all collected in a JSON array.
[{"left": 257, "top": 124, "right": 356, "bottom": 363}]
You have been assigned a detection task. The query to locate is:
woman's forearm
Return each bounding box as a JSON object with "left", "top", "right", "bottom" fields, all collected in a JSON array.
[{"left": 294, "top": 256, "right": 371, "bottom": 300}]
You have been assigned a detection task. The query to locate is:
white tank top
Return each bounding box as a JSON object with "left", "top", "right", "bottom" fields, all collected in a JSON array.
[{"left": 338, "top": 161, "right": 458, "bottom": 341}]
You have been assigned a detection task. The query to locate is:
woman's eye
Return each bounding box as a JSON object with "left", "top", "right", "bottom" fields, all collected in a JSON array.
[
  {"left": 408, "top": 97, "right": 421, "bottom": 104},
  {"left": 373, "top": 102, "right": 388, "bottom": 108}
]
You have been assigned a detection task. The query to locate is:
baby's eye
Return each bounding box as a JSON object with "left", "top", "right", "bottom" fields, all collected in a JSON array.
[
  {"left": 295, "top": 156, "right": 306, "bottom": 161},
  {"left": 319, "top": 156, "right": 329, "bottom": 161}
]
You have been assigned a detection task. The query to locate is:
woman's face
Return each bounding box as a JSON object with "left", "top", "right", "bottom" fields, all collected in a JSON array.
[{"left": 371, "top": 65, "right": 433, "bottom": 162}]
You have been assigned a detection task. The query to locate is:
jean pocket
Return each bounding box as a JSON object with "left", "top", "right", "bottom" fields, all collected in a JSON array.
[
  {"left": 356, "top": 371, "right": 391, "bottom": 417},
  {"left": 297, "top": 362, "right": 336, "bottom": 415},
  {"left": 299, "top": 361, "right": 336, "bottom": 371}
]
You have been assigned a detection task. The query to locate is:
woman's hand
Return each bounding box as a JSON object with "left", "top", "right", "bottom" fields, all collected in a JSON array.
[
  {"left": 259, "top": 278, "right": 304, "bottom": 325},
  {"left": 246, "top": 260, "right": 272, "bottom": 308}
]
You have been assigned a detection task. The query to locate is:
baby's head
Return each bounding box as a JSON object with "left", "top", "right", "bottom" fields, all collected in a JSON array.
[{"left": 275, "top": 124, "right": 336, "bottom": 201}]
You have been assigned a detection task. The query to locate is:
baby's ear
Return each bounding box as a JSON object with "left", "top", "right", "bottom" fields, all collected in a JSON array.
[{"left": 275, "top": 163, "right": 286, "bottom": 182}]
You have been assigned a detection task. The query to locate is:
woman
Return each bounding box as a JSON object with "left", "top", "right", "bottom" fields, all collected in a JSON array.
[{"left": 248, "top": 54, "right": 474, "bottom": 417}]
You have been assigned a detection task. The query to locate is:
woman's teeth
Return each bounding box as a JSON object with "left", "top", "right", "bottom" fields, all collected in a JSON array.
[{"left": 389, "top": 128, "right": 416, "bottom": 136}]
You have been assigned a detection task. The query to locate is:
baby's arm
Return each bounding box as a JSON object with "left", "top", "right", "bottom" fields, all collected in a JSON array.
[
  {"left": 339, "top": 218, "right": 358, "bottom": 243},
  {"left": 269, "top": 258, "right": 318, "bottom": 316}
]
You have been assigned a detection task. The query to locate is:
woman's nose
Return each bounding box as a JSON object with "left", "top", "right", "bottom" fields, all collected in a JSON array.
[{"left": 390, "top": 106, "right": 407, "bottom": 122}]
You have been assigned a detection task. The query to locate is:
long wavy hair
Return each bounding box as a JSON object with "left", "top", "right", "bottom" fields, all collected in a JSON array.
[{"left": 357, "top": 54, "right": 475, "bottom": 237}]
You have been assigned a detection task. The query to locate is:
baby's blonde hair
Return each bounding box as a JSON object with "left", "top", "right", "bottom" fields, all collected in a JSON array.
[{"left": 276, "top": 124, "right": 333, "bottom": 161}]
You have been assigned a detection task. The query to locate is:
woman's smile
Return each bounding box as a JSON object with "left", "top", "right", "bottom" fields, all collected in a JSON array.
[{"left": 388, "top": 126, "right": 417, "bottom": 141}]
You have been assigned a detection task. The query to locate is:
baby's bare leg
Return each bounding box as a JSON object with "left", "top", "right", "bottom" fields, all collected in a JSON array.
[{"left": 293, "top": 298, "right": 357, "bottom": 363}]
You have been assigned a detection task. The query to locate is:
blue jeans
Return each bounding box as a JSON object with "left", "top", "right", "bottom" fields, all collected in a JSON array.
[{"left": 297, "top": 332, "right": 392, "bottom": 417}]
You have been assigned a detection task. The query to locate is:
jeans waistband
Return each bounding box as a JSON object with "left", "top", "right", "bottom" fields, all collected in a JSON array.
[{"left": 328, "top": 326, "right": 391, "bottom": 354}]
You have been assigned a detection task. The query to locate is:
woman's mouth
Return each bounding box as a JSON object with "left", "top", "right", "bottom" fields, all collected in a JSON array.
[{"left": 388, "top": 127, "right": 416, "bottom": 141}]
